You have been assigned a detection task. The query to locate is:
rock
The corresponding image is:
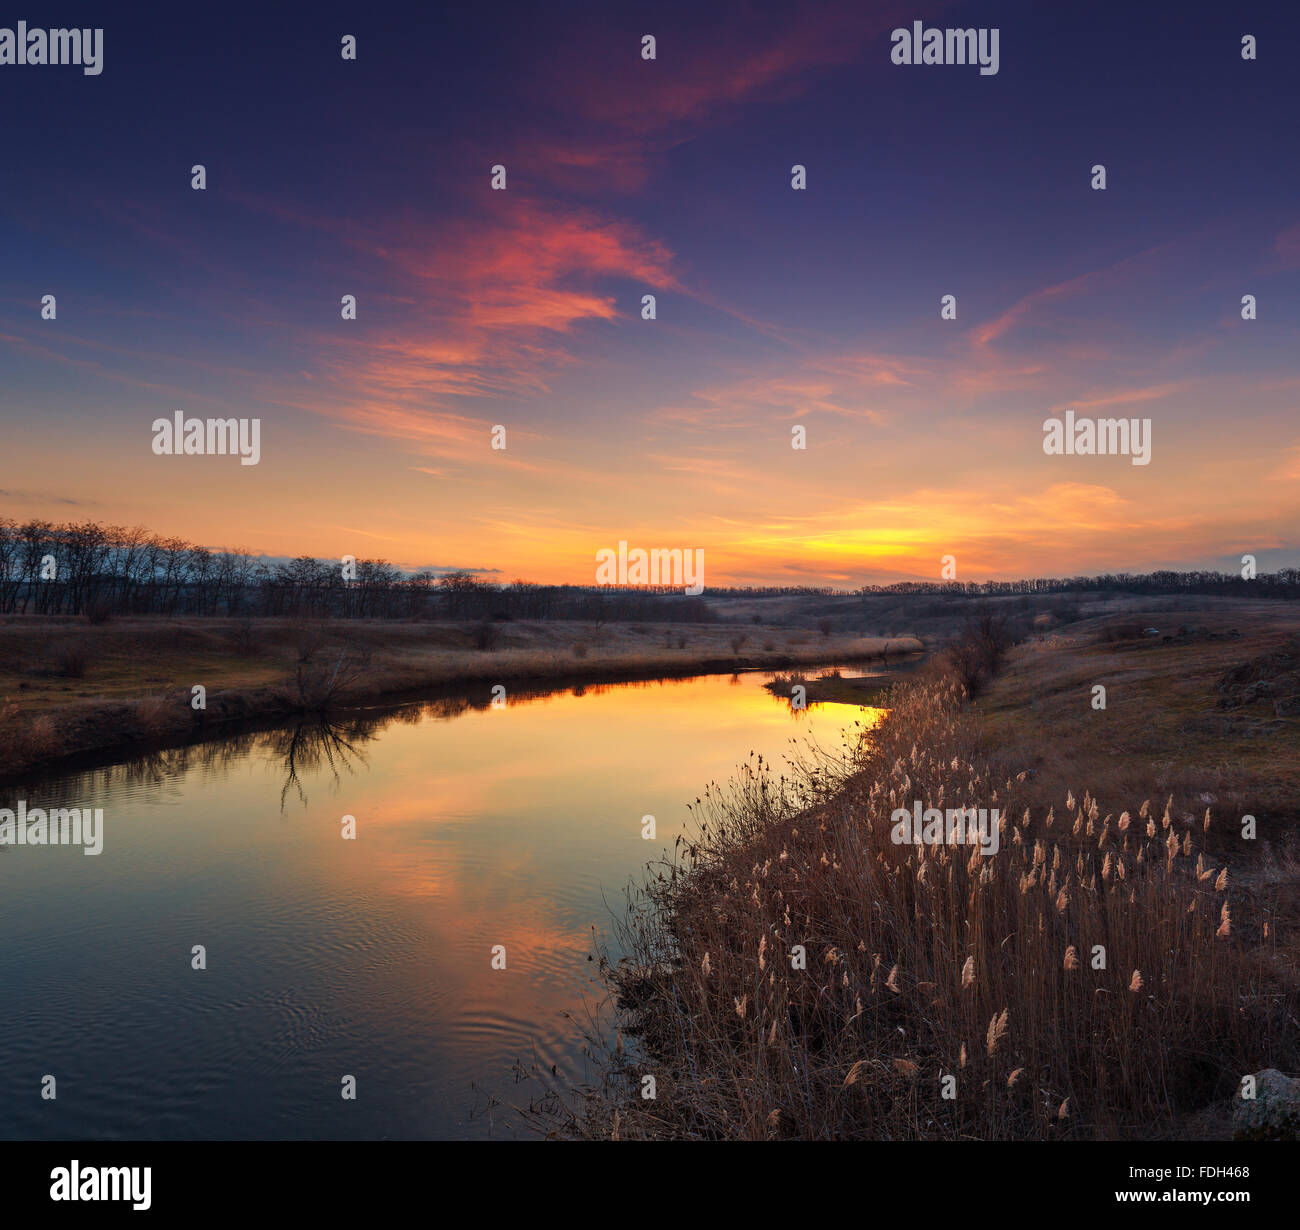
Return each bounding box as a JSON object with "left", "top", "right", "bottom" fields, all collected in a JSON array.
[{"left": 1232, "top": 1069, "right": 1300, "bottom": 1141}]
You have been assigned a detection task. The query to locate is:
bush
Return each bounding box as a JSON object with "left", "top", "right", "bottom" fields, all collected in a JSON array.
[
  {"left": 133, "top": 693, "right": 175, "bottom": 738},
  {"left": 289, "top": 648, "right": 371, "bottom": 710},
  {"left": 945, "top": 610, "right": 1015, "bottom": 698},
  {"left": 229, "top": 618, "right": 260, "bottom": 657},
  {"left": 52, "top": 642, "right": 89, "bottom": 679},
  {"left": 85, "top": 598, "right": 114, "bottom": 625},
  {"left": 0, "top": 703, "right": 59, "bottom": 767},
  {"left": 1099, "top": 622, "right": 1146, "bottom": 644}
]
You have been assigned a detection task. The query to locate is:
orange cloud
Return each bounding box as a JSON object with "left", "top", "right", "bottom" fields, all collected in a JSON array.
[
  {"left": 1268, "top": 443, "right": 1300, "bottom": 482},
  {"left": 1049, "top": 382, "right": 1189, "bottom": 413}
]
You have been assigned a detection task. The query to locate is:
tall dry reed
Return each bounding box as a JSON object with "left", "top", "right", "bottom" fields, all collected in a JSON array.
[{"left": 567, "top": 674, "right": 1294, "bottom": 1140}]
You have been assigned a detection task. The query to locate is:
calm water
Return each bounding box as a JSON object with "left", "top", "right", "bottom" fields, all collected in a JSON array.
[{"left": 0, "top": 666, "right": 886, "bottom": 1140}]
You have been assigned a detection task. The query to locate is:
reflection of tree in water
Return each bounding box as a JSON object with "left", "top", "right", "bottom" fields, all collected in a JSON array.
[
  {"left": 267, "top": 715, "right": 375, "bottom": 810},
  {"left": 24, "top": 718, "right": 383, "bottom": 812},
  {"left": 18, "top": 669, "right": 732, "bottom": 812},
  {"left": 30, "top": 731, "right": 266, "bottom": 800}
]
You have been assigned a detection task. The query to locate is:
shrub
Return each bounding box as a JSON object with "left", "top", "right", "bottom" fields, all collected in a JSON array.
[
  {"left": 229, "top": 618, "right": 260, "bottom": 657},
  {"left": 945, "top": 610, "right": 1015, "bottom": 698},
  {"left": 1099, "top": 622, "right": 1147, "bottom": 644},
  {"left": 289, "top": 648, "right": 371, "bottom": 710},
  {"left": 293, "top": 620, "right": 329, "bottom": 664},
  {"left": 133, "top": 694, "right": 175, "bottom": 738},
  {"left": 52, "top": 642, "right": 89, "bottom": 679},
  {"left": 85, "top": 598, "right": 114, "bottom": 625}
]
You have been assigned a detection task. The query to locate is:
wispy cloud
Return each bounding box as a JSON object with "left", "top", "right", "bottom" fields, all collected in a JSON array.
[{"left": 971, "top": 241, "right": 1184, "bottom": 352}]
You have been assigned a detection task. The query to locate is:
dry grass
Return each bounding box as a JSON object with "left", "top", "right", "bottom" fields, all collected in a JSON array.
[
  {"left": 548, "top": 639, "right": 1298, "bottom": 1141},
  {"left": 976, "top": 608, "right": 1300, "bottom": 837},
  {"left": 0, "top": 614, "right": 922, "bottom": 778}
]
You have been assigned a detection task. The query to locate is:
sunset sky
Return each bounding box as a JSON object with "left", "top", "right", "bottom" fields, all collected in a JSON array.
[{"left": 3, "top": 0, "right": 1298, "bottom": 587}]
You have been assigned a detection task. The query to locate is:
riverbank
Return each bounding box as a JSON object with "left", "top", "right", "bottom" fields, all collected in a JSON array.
[
  {"left": 0, "top": 615, "right": 922, "bottom": 781},
  {"left": 560, "top": 606, "right": 1300, "bottom": 1140},
  {"left": 762, "top": 662, "right": 925, "bottom": 705}
]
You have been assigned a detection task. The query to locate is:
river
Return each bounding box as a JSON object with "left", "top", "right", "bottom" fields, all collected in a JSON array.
[{"left": 0, "top": 664, "right": 890, "bottom": 1139}]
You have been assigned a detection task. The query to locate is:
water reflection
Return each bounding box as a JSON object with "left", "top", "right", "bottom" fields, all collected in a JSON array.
[
  {"left": 273, "top": 719, "right": 370, "bottom": 810},
  {"left": 0, "top": 665, "right": 886, "bottom": 1139}
]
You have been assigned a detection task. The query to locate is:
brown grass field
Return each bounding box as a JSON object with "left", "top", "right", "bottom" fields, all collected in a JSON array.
[{"left": 0, "top": 615, "right": 921, "bottom": 780}]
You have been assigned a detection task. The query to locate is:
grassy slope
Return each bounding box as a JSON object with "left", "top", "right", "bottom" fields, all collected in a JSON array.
[{"left": 974, "top": 603, "right": 1300, "bottom": 834}]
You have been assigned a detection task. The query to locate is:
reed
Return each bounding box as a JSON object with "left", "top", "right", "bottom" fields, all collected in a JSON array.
[{"left": 565, "top": 669, "right": 1295, "bottom": 1140}]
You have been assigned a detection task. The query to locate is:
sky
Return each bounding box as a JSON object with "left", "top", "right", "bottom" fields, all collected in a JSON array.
[{"left": 2, "top": 0, "right": 1298, "bottom": 587}]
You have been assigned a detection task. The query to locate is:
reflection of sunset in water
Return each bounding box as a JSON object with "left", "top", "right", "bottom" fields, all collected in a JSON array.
[{"left": 0, "top": 668, "right": 884, "bottom": 1140}]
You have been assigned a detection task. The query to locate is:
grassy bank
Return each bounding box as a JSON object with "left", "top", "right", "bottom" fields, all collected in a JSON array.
[
  {"left": 0, "top": 615, "right": 921, "bottom": 781},
  {"left": 554, "top": 606, "right": 1299, "bottom": 1140},
  {"left": 763, "top": 661, "right": 925, "bottom": 706}
]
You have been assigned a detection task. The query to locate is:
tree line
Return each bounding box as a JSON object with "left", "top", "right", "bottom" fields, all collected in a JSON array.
[
  {"left": 713, "top": 571, "right": 1300, "bottom": 599},
  {"left": 0, "top": 518, "right": 714, "bottom": 622},
  {"left": 2, "top": 516, "right": 1295, "bottom": 621}
]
